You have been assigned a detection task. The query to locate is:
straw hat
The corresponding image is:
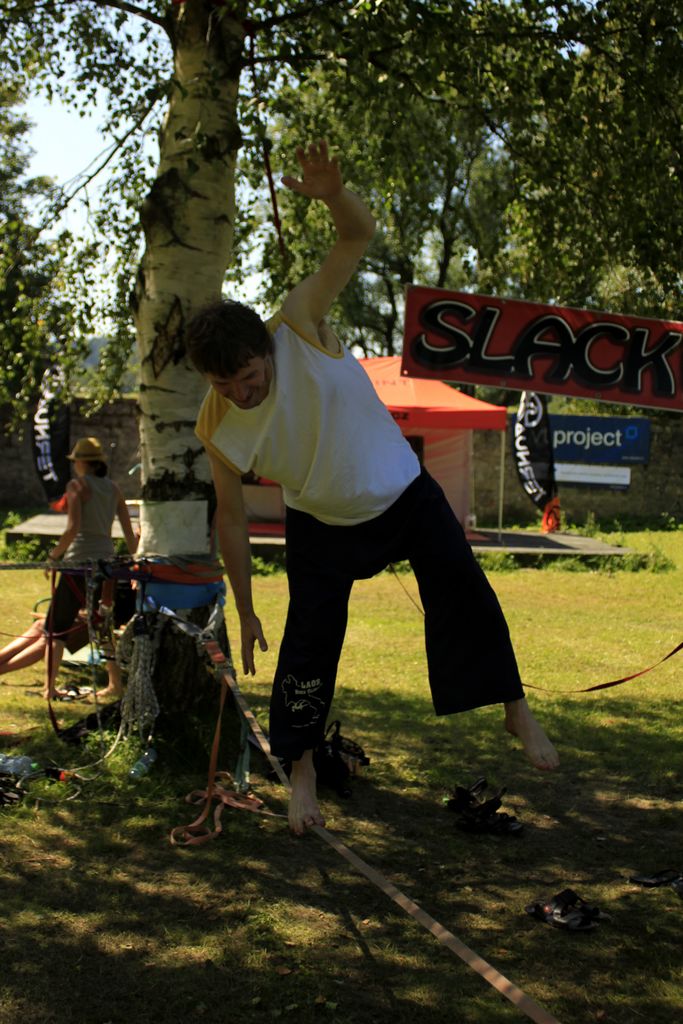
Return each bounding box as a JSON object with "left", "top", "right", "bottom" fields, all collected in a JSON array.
[{"left": 67, "top": 437, "right": 107, "bottom": 463}]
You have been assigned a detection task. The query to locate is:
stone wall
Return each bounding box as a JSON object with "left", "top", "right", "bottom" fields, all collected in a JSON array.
[
  {"left": 0, "top": 398, "right": 141, "bottom": 508},
  {"left": 473, "top": 413, "right": 683, "bottom": 527}
]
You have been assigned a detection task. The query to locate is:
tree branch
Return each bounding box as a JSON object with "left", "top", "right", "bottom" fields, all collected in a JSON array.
[
  {"left": 248, "top": 51, "right": 339, "bottom": 66},
  {"left": 248, "top": 0, "right": 346, "bottom": 34},
  {"left": 365, "top": 52, "right": 448, "bottom": 105},
  {"left": 61, "top": 0, "right": 168, "bottom": 31}
]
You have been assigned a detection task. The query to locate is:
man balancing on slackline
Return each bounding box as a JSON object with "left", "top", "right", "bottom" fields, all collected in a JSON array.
[{"left": 186, "top": 139, "right": 559, "bottom": 835}]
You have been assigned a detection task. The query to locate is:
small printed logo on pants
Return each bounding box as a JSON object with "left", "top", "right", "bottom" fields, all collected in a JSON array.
[{"left": 281, "top": 674, "right": 324, "bottom": 729}]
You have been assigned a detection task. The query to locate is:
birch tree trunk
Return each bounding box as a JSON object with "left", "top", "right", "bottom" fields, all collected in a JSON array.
[
  {"left": 134, "top": 2, "right": 244, "bottom": 535},
  {"left": 131, "top": 2, "right": 246, "bottom": 715}
]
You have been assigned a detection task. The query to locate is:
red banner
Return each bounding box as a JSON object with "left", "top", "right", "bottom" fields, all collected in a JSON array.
[{"left": 402, "top": 287, "right": 683, "bottom": 411}]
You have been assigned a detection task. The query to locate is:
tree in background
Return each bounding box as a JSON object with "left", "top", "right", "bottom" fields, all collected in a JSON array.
[
  {"left": 230, "top": 1, "right": 682, "bottom": 354},
  {"left": 243, "top": 81, "right": 516, "bottom": 355},
  {"left": 481, "top": 0, "right": 683, "bottom": 319},
  {"left": 0, "top": 83, "right": 89, "bottom": 430}
]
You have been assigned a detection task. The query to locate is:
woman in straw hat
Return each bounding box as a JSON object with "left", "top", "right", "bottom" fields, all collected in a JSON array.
[{"left": 42, "top": 436, "right": 138, "bottom": 701}]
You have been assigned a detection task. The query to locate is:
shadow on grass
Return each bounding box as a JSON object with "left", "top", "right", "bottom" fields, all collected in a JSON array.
[
  {"left": 1, "top": 797, "right": 528, "bottom": 1024},
  {"left": 1, "top": 685, "right": 681, "bottom": 1024}
]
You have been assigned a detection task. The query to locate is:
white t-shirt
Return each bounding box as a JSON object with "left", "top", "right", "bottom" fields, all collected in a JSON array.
[{"left": 195, "top": 312, "right": 420, "bottom": 526}]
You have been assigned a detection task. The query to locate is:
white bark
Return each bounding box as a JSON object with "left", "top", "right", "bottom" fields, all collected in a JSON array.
[
  {"left": 133, "top": 2, "right": 246, "bottom": 555},
  {"left": 140, "top": 500, "right": 210, "bottom": 556}
]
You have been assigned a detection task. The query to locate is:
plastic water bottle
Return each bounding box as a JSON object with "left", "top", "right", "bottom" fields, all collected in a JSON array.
[
  {"left": 0, "top": 754, "right": 39, "bottom": 778},
  {"left": 128, "top": 748, "right": 157, "bottom": 780}
]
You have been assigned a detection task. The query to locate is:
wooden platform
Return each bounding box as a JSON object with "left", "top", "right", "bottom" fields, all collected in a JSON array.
[
  {"left": 6, "top": 510, "right": 139, "bottom": 543},
  {"left": 467, "top": 528, "right": 630, "bottom": 557},
  {"left": 6, "top": 512, "right": 630, "bottom": 559},
  {"left": 245, "top": 527, "right": 631, "bottom": 558}
]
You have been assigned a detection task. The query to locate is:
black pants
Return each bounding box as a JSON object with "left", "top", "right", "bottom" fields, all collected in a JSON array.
[
  {"left": 44, "top": 575, "right": 134, "bottom": 652},
  {"left": 45, "top": 574, "right": 96, "bottom": 637},
  {"left": 269, "top": 469, "right": 524, "bottom": 760}
]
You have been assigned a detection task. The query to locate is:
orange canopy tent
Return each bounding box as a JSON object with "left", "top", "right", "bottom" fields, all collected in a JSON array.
[
  {"left": 358, "top": 356, "right": 506, "bottom": 430},
  {"left": 359, "top": 356, "right": 507, "bottom": 526}
]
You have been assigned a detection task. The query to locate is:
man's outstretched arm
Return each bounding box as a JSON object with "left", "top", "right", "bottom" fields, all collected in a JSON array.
[{"left": 280, "top": 140, "right": 375, "bottom": 334}]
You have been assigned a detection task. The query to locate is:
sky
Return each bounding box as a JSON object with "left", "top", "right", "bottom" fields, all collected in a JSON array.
[
  {"left": 25, "top": 94, "right": 102, "bottom": 177},
  {"left": 24, "top": 93, "right": 111, "bottom": 234}
]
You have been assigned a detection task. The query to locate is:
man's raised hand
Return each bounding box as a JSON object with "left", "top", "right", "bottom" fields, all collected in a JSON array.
[{"left": 281, "top": 139, "right": 342, "bottom": 202}]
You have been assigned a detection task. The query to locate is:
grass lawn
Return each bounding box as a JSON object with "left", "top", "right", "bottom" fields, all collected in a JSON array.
[{"left": 0, "top": 526, "right": 681, "bottom": 1024}]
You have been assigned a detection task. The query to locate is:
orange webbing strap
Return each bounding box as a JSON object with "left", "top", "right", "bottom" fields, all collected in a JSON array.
[
  {"left": 525, "top": 640, "right": 683, "bottom": 694},
  {"left": 45, "top": 569, "right": 61, "bottom": 735},
  {"left": 169, "top": 671, "right": 230, "bottom": 846},
  {"left": 136, "top": 562, "right": 224, "bottom": 584},
  {"left": 219, "top": 667, "right": 561, "bottom": 1024},
  {"left": 169, "top": 642, "right": 272, "bottom": 846},
  {"left": 315, "top": 830, "right": 560, "bottom": 1024}
]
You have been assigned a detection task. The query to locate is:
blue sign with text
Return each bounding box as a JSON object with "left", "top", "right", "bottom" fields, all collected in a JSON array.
[{"left": 549, "top": 415, "right": 650, "bottom": 464}]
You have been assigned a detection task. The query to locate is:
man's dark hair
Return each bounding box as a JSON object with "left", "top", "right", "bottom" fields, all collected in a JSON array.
[{"left": 185, "top": 300, "right": 273, "bottom": 377}]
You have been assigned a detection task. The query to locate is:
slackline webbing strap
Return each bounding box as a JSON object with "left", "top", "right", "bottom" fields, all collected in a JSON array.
[
  {"left": 169, "top": 663, "right": 273, "bottom": 846},
  {"left": 0, "top": 557, "right": 222, "bottom": 582},
  {"left": 164, "top": 610, "right": 561, "bottom": 1024},
  {"left": 524, "top": 640, "right": 683, "bottom": 694},
  {"left": 228, "top": 670, "right": 561, "bottom": 1024}
]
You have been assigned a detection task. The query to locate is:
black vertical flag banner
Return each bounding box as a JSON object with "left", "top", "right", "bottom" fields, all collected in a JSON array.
[
  {"left": 513, "top": 392, "right": 560, "bottom": 533},
  {"left": 32, "top": 367, "right": 71, "bottom": 510}
]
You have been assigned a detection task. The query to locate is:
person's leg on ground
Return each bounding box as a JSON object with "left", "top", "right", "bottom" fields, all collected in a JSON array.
[
  {"left": 42, "top": 575, "right": 84, "bottom": 699},
  {"left": 269, "top": 510, "right": 354, "bottom": 834},
  {"left": 0, "top": 637, "right": 47, "bottom": 676},
  {"left": 270, "top": 568, "right": 353, "bottom": 833},
  {"left": 96, "top": 657, "right": 123, "bottom": 700},
  {"left": 0, "top": 621, "right": 45, "bottom": 673},
  {"left": 95, "top": 581, "right": 128, "bottom": 699},
  {"left": 44, "top": 638, "right": 66, "bottom": 699}
]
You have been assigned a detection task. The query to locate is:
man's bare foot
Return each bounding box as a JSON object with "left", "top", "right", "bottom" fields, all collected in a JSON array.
[
  {"left": 288, "top": 750, "right": 325, "bottom": 835},
  {"left": 504, "top": 698, "right": 559, "bottom": 771}
]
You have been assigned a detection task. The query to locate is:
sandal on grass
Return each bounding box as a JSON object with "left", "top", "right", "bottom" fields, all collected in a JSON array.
[
  {"left": 0, "top": 778, "right": 24, "bottom": 806},
  {"left": 445, "top": 777, "right": 523, "bottom": 836},
  {"left": 48, "top": 685, "right": 94, "bottom": 703},
  {"left": 59, "top": 684, "right": 93, "bottom": 701},
  {"left": 629, "top": 869, "right": 681, "bottom": 887},
  {"left": 525, "top": 888, "right": 610, "bottom": 931},
  {"left": 670, "top": 878, "right": 683, "bottom": 898}
]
